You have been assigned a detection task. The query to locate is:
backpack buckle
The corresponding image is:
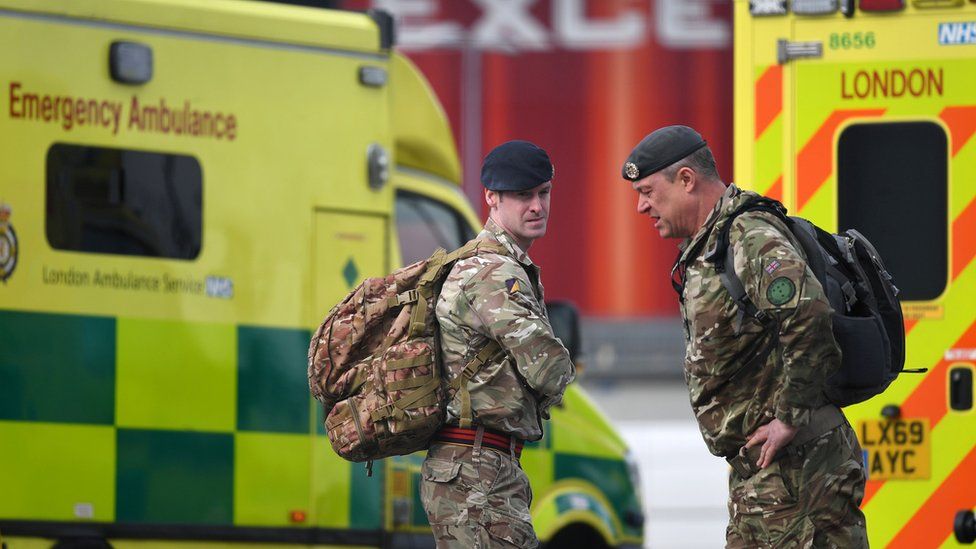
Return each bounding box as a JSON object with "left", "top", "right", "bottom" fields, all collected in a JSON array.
[{"left": 388, "top": 289, "right": 420, "bottom": 307}]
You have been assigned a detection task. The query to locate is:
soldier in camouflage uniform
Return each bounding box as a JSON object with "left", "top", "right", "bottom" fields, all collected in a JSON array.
[
  {"left": 622, "top": 126, "right": 868, "bottom": 547},
  {"left": 421, "top": 140, "right": 575, "bottom": 549}
]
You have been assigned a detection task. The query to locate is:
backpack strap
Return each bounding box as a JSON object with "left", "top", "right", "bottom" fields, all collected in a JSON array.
[
  {"left": 386, "top": 240, "right": 510, "bottom": 309},
  {"left": 706, "top": 197, "right": 789, "bottom": 274},
  {"left": 449, "top": 239, "right": 507, "bottom": 263},
  {"left": 786, "top": 218, "right": 828, "bottom": 288},
  {"left": 394, "top": 241, "right": 509, "bottom": 337},
  {"left": 718, "top": 250, "right": 772, "bottom": 329},
  {"left": 705, "top": 198, "right": 789, "bottom": 328},
  {"left": 418, "top": 240, "right": 507, "bottom": 286},
  {"left": 450, "top": 340, "right": 504, "bottom": 429},
  {"left": 442, "top": 240, "right": 520, "bottom": 428}
]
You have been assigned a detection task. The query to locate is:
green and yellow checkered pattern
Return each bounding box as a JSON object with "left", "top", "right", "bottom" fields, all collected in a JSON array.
[{"left": 0, "top": 309, "right": 380, "bottom": 528}]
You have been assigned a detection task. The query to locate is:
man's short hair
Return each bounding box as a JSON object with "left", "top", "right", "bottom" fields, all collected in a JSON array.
[{"left": 660, "top": 146, "right": 719, "bottom": 182}]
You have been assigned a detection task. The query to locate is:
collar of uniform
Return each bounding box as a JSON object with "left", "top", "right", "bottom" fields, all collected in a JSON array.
[
  {"left": 482, "top": 218, "right": 535, "bottom": 268},
  {"left": 677, "top": 183, "right": 741, "bottom": 263}
]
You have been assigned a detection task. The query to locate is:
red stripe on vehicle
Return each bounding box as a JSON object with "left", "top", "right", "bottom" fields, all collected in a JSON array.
[
  {"left": 904, "top": 319, "right": 918, "bottom": 336},
  {"left": 764, "top": 176, "right": 783, "bottom": 202},
  {"left": 886, "top": 446, "right": 976, "bottom": 548},
  {"left": 755, "top": 65, "right": 783, "bottom": 139},
  {"left": 953, "top": 197, "right": 976, "bottom": 279},
  {"left": 940, "top": 105, "right": 976, "bottom": 156},
  {"left": 861, "top": 480, "right": 884, "bottom": 507}
]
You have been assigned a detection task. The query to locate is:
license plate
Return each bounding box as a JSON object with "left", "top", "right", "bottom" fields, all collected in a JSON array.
[{"left": 857, "top": 418, "right": 931, "bottom": 480}]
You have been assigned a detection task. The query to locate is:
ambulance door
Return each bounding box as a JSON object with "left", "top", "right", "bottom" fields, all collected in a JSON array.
[
  {"left": 789, "top": 10, "right": 976, "bottom": 548},
  {"left": 310, "top": 209, "right": 388, "bottom": 536}
]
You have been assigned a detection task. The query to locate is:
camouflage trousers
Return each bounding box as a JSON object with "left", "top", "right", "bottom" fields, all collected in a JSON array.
[
  {"left": 726, "top": 421, "right": 868, "bottom": 548},
  {"left": 420, "top": 441, "right": 539, "bottom": 549}
]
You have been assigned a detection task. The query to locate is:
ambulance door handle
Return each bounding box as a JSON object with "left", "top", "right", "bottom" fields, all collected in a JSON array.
[{"left": 777, "top": 39, "right": 823, "bottom": 65}]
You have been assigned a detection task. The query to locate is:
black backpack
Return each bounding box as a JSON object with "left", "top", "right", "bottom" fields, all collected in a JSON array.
[{"left": 706, "top": 197, "right": 908, "bottom": 407}]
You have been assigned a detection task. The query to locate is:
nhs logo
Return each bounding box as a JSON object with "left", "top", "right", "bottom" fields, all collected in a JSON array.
[{"left": 939, "top": 22, "right": 976, "bottom": 45}]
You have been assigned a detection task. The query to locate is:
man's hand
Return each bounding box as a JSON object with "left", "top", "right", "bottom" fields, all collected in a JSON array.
[{"left": 744, "top": 419, "right": 799, "bottom": 469}]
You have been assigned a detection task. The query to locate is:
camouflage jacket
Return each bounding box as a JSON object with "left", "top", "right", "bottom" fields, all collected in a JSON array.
[
  {"left": 676, "top": 184, "right": 841, "bottom": 458},
  {"left": 435, "top": 218, "right": 575, "bottom": 441}
]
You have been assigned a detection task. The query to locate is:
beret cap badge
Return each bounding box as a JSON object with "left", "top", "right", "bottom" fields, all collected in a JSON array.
[
  {"left": 624, "top": 162, "right": 640, "bottom": 180},
  {"left": 621, "top": 125, "right": 707, "bottom": 182}
]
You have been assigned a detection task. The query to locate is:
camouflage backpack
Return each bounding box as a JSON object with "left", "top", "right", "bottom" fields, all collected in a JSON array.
[{"left": 308, "top": 239, "right": 507, "bottom": 472}]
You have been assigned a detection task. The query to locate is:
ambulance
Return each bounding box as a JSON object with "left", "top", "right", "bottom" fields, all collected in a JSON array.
[
  {"left": 0, "top": 1, "right": 644, "bottom": 547},
  {"left": 734, "top": 0, "right": 976, "bottom": 546}
]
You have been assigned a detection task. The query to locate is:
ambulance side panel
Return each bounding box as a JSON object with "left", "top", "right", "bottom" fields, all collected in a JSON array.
[{"left": 0, "top": 5, "right": 392, "bottom": 545}]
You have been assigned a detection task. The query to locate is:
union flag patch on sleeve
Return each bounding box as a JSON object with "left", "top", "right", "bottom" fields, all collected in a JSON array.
[
  {"left": 764, "top": 259, "right": 782, "bottom": 275},
  {"left": 505, "top": 278, "right": 521, "bottom": 294}
]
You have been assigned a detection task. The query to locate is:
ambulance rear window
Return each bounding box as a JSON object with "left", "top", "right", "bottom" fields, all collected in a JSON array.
[
  {"left": 837, "top": 121, "right": 947, "bottom": 301},
  {"left": 46, "top": 143, "right": 202, "bottom": 260}
]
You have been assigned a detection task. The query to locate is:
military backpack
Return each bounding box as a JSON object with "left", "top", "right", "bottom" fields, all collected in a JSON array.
[
  {"left": 707, "top": 196, "right": 913, "bottom": 407},
  {"left": 307, "top": 240, "right": 507, "bottom": 472}
]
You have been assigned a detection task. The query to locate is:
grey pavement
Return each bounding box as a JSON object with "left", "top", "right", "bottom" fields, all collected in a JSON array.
[{"left": 580, "top": 378, "right": 730, "bottom": 549}]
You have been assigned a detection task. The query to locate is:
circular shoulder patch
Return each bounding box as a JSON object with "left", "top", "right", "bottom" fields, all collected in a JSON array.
[{"left": 766, "top": 277, "right": 796, "bottom": 306}]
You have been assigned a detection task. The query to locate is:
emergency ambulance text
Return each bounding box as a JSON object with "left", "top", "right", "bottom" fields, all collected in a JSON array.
[{"left": 8, "top": 82, "right": 238, "bottom": 140}]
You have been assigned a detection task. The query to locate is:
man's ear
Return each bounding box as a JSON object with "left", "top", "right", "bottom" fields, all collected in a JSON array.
[
  {"left": 485, "top": 189, "right": 497, "bottom": 209},
  {"left": 677, "top": 166, "right": 697, "bottom": 192}
]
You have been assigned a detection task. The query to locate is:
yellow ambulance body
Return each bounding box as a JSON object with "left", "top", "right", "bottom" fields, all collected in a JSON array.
[
  {"left": 734, "top": 1, "right": 976, "bottom": 546},
  {"left": 0, "top": 1, "right": 643, "bottom": 547}
]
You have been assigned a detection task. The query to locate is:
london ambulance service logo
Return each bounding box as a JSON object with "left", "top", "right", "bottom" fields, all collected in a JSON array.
[{"left": 0, "top": 202, "right": 18, "bottom": 283}]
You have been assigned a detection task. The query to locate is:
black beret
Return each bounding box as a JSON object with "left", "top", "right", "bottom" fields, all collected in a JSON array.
[
  {"left": 622, "top": 125, "right": 707, "bottom": 181},
  {"left": 481, "top": 140, "right": 554, "bottom": 191}
]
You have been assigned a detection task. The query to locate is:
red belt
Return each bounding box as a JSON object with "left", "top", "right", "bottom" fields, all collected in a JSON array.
[{"left": 433, "top": 426, "right": 523, "bottom": 458}]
